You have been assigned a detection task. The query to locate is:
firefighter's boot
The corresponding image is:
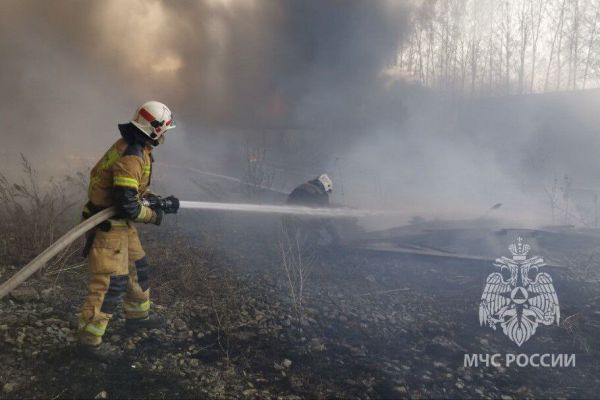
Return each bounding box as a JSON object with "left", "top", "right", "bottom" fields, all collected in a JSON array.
[
  {"left": 78, "top": 341, "right": 123, "bottom": 362},
  {"left": 125, "top": 314, "right": 166, "bottom": 331}
]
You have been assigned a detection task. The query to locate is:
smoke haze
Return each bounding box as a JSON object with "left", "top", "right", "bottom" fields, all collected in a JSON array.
[{"left": 2, "top": 0, "right": 600, "bottom": 228}]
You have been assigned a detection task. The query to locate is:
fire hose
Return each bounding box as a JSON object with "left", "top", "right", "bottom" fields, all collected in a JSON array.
[
  {"left": 0, "top": 207, "right": 117, "bottom": 300},
  {"left": 0, "top": 201, "right": 395, "bottom": 300}
]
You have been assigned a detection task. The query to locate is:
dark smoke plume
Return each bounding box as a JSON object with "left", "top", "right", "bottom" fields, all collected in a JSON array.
[{"left": 1, "top": 0, "right": 410, "bottom": 176}]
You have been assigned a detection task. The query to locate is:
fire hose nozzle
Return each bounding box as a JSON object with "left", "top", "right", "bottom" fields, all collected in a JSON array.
[{"left": 142, "top": 196, "right": 179, "bottom": 214}]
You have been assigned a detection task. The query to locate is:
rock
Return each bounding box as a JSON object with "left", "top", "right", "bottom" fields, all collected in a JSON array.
[
  {"left": 110, "top": 335, "right": 121, "bottom": 343},
  {"left": 173, "top": 318, "right": 187, "bottom": 331},
  {"left": 40, "top": 288, "right": 54, "bottom": 300},
  {"left": 348, "top": 345, "right": 366, "bottom": 357},
  {"left": 282, "top": 358, "right": 292, "bottom": 368},
  {"left": 232, "top": 330, "right": 257, "bottom": 341},
  {"left": 309, "top": 338, "right": 325, "bottom": 352},
  {"left": 3, "top": 315, "right": 18, "bottom": 325},
  {"left": 500, "top": 396, "right": 512, "bottom": 400},
  {"left": 44, "top": 318, "right": 69, "bottom": 328},
  {"left": 289, "top": 376, "right": 303, "bottom": 389},
  {"left": 2, "top": 382, "right": 17, "bottom": 393},
  {"left": 455, "top": 382, "right": 464, "bottom": 390},
  {"left": 394, "top": 386, "right": 408, "bottom": 395},
  {"left": 94, "top": 390, "right": 108, "bottom": 399},
  {"left": 516, "top": 386, "right": 528, "bottom": 394},
  {"left": 10, "top": 287, "right": 40, "bottom": 302}
]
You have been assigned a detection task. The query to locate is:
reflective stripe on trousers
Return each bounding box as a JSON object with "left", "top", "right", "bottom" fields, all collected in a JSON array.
[
  {"left": 78, "top": 319, "right": 108, "bottom": 337},
  {"left": 123, "top": 300, "right": 150, "bottom": 319}
]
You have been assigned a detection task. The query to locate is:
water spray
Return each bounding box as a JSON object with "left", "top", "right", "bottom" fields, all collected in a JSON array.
[{"left": 179, "top": 201, "right": 389, "bottom": 217}]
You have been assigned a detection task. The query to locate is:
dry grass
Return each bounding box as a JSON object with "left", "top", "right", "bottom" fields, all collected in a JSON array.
[
  {"left": 147, "top": 230, "right": 245, "bottom": 359},
  {"left": 149, "top": 231, "right": 221, "bottom": 303},
  {"left": 279, "top": 222, "right": 316, "bottom": 324},
  {"left": 0, "top": 154, "right": 86, "bottom": 266}
]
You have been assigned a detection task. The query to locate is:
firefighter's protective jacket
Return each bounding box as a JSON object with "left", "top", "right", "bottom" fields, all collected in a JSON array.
[
  {"left": 286, "top": 179, "right": 329, "bottom": 207},
  {"left": 286, "top": 179, "right": 340, "bottom": 243},
  {"left": 84, "top": 125, "right": 157, "bottom": 224}
]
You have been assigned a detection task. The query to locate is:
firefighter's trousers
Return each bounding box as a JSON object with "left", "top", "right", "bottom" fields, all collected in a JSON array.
[{"left": 78, "top": 222, "right": 151, "bottom": 346}]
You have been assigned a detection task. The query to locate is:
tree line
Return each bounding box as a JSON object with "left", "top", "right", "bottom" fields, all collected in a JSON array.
[{"left": 391, "top": 0, "right": 600, "bottom": 95}]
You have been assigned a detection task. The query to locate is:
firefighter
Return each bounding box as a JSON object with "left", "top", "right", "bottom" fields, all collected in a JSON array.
[
  {"left": 284, "top": 174, "right": 340, "bottom": 247},
  {"left": 78, "top": 101, "right": 179, "bottom": 358}
]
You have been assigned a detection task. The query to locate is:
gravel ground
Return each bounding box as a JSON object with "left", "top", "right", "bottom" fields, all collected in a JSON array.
[{"left": 1, "top": 221, "right": 600, "bottom": 399}]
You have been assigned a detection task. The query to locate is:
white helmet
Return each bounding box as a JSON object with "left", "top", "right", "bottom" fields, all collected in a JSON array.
[
  {"left": 131, "top": 101, "right": 176, "bottom": 144},
  {"left": 318, "top": 174, "right": 333, "bottom": 193}
]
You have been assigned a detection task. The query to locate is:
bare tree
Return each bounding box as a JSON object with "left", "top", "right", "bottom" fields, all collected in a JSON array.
[
  {"left": 567, "top": 0, "right": 582, "bottom": 89},
  {"left": 279, "top": 223, "right": 316, "bottom": 324},
  {"left": 393, "top": 0, "right": 600, "bottom": 94},
  {"left": 530, "top": 0, "right": 546, "bottom": 91},
  {"left": 501, "top": 1, "right": 514, "bottom": 93},
  {"left": 556, "top": 0, "right": 568, "bottom": 90},
  {"left": 518, "top": 0, "right": 531, "bottom": 93},
  {"left": 583, "top": 2, "right": 600, "bottom": 87}
]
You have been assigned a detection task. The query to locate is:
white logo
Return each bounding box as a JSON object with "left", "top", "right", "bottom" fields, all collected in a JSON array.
[{"left": 479, "top": 237, "right": 560, "bottom": 346}]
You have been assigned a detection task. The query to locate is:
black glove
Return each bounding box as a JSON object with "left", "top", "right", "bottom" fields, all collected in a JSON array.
[
  {"left": 142, "top": 193, "right": 163, "bottom": 210},
  {"left": 163, "top": 195, "right": 179, "bottom": 214},
  {"left": 150, "top": 209, "right": 164, "bottom": 226},
  {"left": 142, "top": 194, "right": 179, "bottom": 214}
]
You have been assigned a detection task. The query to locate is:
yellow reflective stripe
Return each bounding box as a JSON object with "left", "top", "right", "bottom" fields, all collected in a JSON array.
[
  {"left": 135, "top": 206, "right": 151, "bottom": 222},
  {"left": 108, "top": 219, "right": 128, "bottom": 227},
  {"left": 143, "top": 166, "right": 151, "bottom": 175},
  {"left": 123, "top": 300, "right": 150, "bottom": 313},
  {"left": 82, "top": 206, "right": 91, "bottom": 218},
  {"left": 78, "top": 319, "right": 108, "bottom": 337},
  {"left": 113, "top": 176, "right": 139, "bottom": 189}
]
